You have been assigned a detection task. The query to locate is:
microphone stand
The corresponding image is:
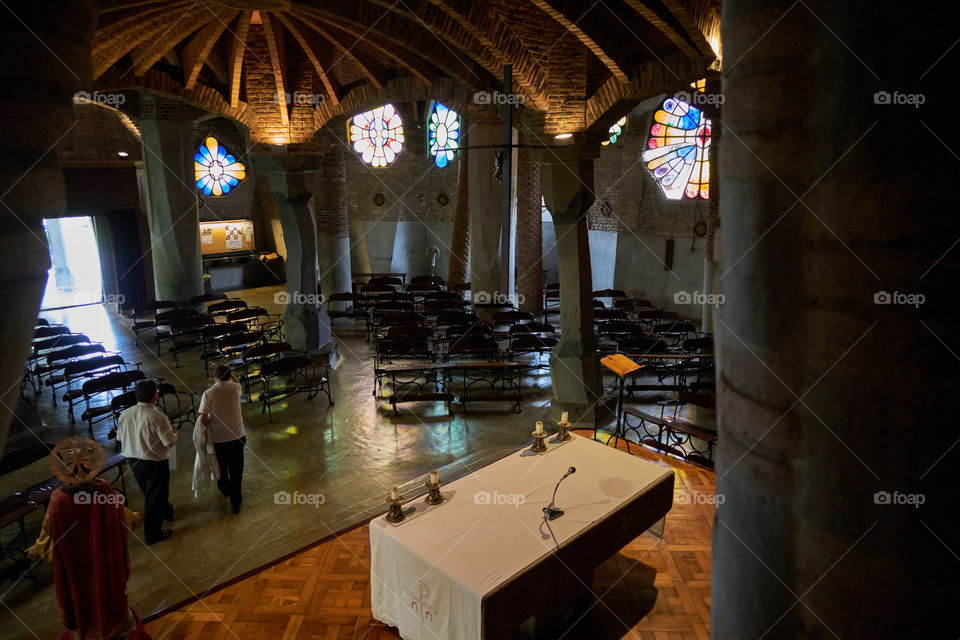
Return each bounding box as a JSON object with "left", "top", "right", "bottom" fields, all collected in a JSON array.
[{"left": 543, "top": 467, "right": 576, "bottom": 521}]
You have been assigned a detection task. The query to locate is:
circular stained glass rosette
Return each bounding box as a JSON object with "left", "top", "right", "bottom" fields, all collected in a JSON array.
[
  {"left": 642, "top": 99, "right": 710, "bottom": 200},
  {"left": 428, "top": 103, "right": 460, "bottom": 168},
  {"left": 194, "top": 136, "right": 246, "bottom": 196},
  {"left": 349, "top": 104, "right": 405, "bottom": 168}
]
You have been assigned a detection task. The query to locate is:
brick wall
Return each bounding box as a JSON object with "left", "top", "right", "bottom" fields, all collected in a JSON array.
[{"left": 60, "top": 102, "right": 142, "bottom": 162}]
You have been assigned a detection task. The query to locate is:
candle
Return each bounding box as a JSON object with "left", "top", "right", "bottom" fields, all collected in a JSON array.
[
  {"left": 535, "top": 420, "right": 544, "bottom": 435},
  {"left": 391, "top": 487, "right": 399, "bottom": 501},
  {"left": 430, "top": 470, "right": 439, "bottom": 485},
  {"left": 561, "top": 411, "right": 569, "bottom": 424}
]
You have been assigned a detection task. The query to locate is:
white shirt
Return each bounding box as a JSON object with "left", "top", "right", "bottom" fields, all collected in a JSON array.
[
  {"left": 117, "top": 402, "right": 177, "bottom": 461},
  {"left": 198, "top": 381, "right": 246, "bottom": 443}
]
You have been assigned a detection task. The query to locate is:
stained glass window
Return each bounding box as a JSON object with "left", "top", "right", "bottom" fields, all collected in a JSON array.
[
  {"left": 349, "top": 104, "right": 404, "bottom": 167},
  {"left": 642, "top": 98, "right": 711, "bottom": 200},
  {"left": 427, "top": 102, "right": 460, "bottom": 168},
  {"left": 194, "top": 136, "right": 246, "bottom": 196},
  {"left": 601, "top": 116, "right": 627, "bottom": 146}
]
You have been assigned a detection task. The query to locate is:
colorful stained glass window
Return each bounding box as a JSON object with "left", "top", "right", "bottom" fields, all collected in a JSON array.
[
  {"left": 427, "top": 102, "right": 460, "bottom": 168},
  {"left": 601, "top": 116, "right": 627, "bottom": 146},
  {"left": 195, "top": 136, "right": 246, "bottom": 196},
  {"left": 642, "top": 98, "right": 711, "bottom": 200},
  {"left": 349, "top": 104, "right": 404, "bottom": 167}
]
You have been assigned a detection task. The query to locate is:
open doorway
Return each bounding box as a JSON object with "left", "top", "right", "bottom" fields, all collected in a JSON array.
[{"left": 40, "top": 216, "right": 104, "bottom": 310}]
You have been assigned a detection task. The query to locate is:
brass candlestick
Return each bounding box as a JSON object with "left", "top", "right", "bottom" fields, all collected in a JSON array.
[
  {"left": 425, "top": 479, "right": 444, "bottom": 505},
  {"left": 555, "top": 419, "right": 572, "bottom": 441},
  {"left": 386, "top": 494, "right": 406, "bottom": 523},
  {"left": 531, "top": 429, "right": 547, "bottom": 453}
]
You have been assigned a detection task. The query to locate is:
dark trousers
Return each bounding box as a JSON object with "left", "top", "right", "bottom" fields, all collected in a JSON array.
[
  {"left": 129, "top": 458, "right": 173, "bottom": 542},
  {"left": 214, "top": 436, "right": 245, "bottom": 508}
]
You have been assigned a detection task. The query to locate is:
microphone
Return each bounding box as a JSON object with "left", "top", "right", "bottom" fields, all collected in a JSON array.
[{"left": 543, "top": 466, "right": 576, "bottom": 521}]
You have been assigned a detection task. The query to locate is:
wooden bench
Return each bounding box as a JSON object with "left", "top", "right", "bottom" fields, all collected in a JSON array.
[
  {"left": 448, "top": 361, "right": 524, "bottom": 413},
  {"left": 259, "top": 355, "right": 332, "bottom": 421},
  {"left": 374, "top": 362, "right": 454, "bottom": 416}
]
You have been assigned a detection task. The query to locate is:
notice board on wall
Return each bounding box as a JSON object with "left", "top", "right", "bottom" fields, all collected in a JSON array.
[{"left": 199, "top": 219, "right": 255, "bottom": 255}]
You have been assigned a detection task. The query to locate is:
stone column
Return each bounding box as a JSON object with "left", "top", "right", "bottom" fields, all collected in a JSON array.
[
  {"left": 140, "top": 115, "right": 204, "bottom": 302},
  {"left": 716, "top": 1, "right": 953, "bottom": 637},
  {"left": 468, "top": 117, "right": 502, "bottom": 313},
  {"left": 515, "top": 144, "right": 543, "bottom": 314},
  {"left": 0, "top": 0, "right": 98, "bottom": 457},
  {"left": 313, "top": 134, "right": 351, "bottom": 297},
  {"left": 541, "top": 148, "right": 598, "bottom": 425},
  {"left": 254, "top": 154, "right": 333, "bottom": 353},
  {"left": 447, "top": 128, "right": 470, "bottom": 287}
]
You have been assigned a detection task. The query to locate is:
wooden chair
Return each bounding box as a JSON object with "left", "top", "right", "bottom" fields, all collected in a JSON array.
[
  {"left": 377, "top": 338, "right": 434, "bottom": 365},
  {"left": 237, "top": 341, "right": 293, "bottom": 398},
  {"left": 445, "top": 335, "right": 500, "bottom": 361},
  {"left": 410, "top": 275, "right": 445, "bottom": 287},
  {"left": 492, "top": 310, "right": 535, "bottom": 326},
  {"left": 80, "top": 370, "right": 146, "bottom": 436},
  {"left": 208, "top": 299, "right": 248, "bottom": 319}
]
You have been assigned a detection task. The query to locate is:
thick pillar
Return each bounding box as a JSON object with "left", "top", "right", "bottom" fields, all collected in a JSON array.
[
  {"left": 541, "top": 149, "right": 598, "bottom": 425},
  {"left": 0, "top": 0, "right": 98, "bottom": 457},
  {"left": 140, "top": 114, "right": 204, "bottom": 302},
  {"left": 447, "top": 128, "right": 470, "bottom": 287},
  {"left": 515, "top": 145, "right": 543, "bottom": 314},
  {"left": 255, "top": 154, "right": 333, "bottom": 353},
  {"left": 468, "top": 118, "right": 503, "bottom": 311},
  {"left": 314, "top": 135, "right": 351, "bottom": 297},
  {"left": 717, "top": 1, "right": 953, "bottom": 637}
]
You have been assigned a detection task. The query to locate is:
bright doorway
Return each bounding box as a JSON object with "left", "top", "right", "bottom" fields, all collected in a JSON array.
[{"left": 40, "top": 216, "right": 104, "bottom": 310}]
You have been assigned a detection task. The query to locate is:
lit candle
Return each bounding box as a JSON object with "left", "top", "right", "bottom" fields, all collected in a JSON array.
[
  {"left": 535, "top": 420, "right": 544, "bottom": 435},
  {"left": 391, "top": 487, "right": 399, "bottom": 501},
  {"left": 561, "top": 411, "right": 569, "bottom": 424},
  {"left": 430, "top": 470, "right": 439, "bottom": 485}
]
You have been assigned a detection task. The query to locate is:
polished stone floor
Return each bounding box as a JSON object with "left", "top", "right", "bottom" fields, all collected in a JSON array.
[{"left": 0, "top": 286, "right": 702, "bottom": 639}]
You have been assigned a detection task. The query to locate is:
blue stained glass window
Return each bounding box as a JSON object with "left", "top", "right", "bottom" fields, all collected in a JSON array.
[
  {"left": 194, "top": 136, "right": 246, "bottom": 196},
  {"left": 427, "top": 102, "right": 460, "bottom": 168}
]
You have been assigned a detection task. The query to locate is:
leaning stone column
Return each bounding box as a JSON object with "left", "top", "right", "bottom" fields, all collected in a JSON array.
[
  {"left": 140, "top": 106, "right": 204, "bottom": 302},
  {"left": 254, "top": 154, "right": 333, "bottom": 353},
  {"left": 468, "top": 117, "right": 502, "bottom": 313},
  {"left": 0, "top": 0, "right": 98, "bottom": 457},
  {"left": 541, "top": 147, "right": 598, "bottom": 425},
  {"left": 447, "top": 128, "right": 470, "bottom": 287},
  {"left": 314, "top": 131, "right": 351, "bottom": 297},
  {"left": 716, "top": 1, "right": 954, "bottom": 637}
]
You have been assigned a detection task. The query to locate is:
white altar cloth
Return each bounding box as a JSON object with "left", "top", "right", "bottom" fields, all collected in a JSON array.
[{"left": 370, "top": 435, "right": 673, "bottom": 640}]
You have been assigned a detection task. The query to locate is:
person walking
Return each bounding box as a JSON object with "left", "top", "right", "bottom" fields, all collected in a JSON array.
[
  {"left": 117, "top": 379, "right": 177, "bottom": 544},
  {"left": 199, "top": 364, "right": 246, "bottom": 513}
]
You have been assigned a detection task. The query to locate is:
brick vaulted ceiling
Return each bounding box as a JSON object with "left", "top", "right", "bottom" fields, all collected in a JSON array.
[{"left": 91, "top": 0, "right": 720, "bottom": 144}]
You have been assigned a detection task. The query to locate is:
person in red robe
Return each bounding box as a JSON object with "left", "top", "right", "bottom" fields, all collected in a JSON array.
[{"left": 28, "top": 438, "right": 148, "bottom": 640}]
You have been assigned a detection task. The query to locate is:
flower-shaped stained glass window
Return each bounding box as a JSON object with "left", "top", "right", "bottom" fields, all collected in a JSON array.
[
  {"left": 194, "top": 136, "right": 246, "bottom": 196},
  {"left": 349, "top": 104, "right": 404, "bottom": 167},
  {"left": 601, "top": 116, "right": 627, "bottom": 146},
  {"left": 427, "top": 102, "right": 460, "bottom": 168},
  {"left": 642, "top": 98, "right": 711, "bottom": 200}
]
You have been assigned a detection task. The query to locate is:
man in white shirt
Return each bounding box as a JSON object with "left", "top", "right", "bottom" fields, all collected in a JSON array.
[
  {"left": 199, "top": 365, "right": 246, "bottom": 513},
  {"left": 117, "top": 379, "right": 177, "bottom": 544}
]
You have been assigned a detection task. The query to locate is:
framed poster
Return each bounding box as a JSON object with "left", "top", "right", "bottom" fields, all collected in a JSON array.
[{"left": 199, "top": 219, "right": 255, "bottom": 255}]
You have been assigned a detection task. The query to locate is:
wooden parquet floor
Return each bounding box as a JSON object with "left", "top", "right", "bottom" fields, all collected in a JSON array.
[{"left": 145, "top": 434, "right": 714, "bottom": 640}]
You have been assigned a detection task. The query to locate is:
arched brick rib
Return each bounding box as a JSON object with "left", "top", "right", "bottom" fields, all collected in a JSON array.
[{"left": 183, "top": 10, "right": 238, "bottom": 90}]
